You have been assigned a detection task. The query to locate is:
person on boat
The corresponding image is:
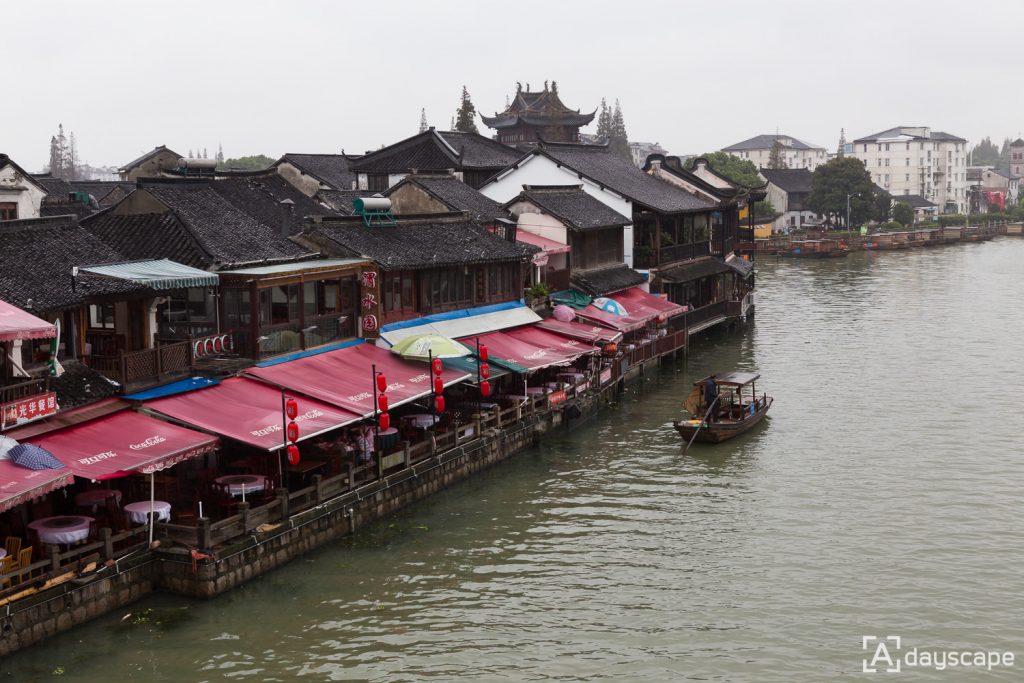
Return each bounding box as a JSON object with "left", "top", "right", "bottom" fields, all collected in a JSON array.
[{"left": 703, "top": 375, "right": 719, "bottom": 424}]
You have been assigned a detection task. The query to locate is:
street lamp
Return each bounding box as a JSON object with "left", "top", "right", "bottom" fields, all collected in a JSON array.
[{"left": 846, "top": 192, "right": 862, "bottom": 241}]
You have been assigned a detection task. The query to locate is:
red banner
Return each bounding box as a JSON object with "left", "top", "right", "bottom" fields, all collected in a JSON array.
[
  {"left": 2, "top": 392, "right": 58, "bottom": 429},
  {"left": 548, "top": 389, "right": 568, "bottom": 407}
]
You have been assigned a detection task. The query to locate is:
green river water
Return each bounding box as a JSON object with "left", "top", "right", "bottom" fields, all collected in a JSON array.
[{"left": 4, "top": 238, "right": 1023, "bottom": 682}]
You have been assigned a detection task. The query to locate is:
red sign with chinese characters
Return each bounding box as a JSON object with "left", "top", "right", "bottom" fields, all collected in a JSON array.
[
  {"left": 547, "top": 389, "right": 568, "bottom": 408},
  {"left": 360, "top": 269, "right": 381, "bottom": 337},
  {"left": 2, "top": 392, "right": 58, "bottom": 429}
]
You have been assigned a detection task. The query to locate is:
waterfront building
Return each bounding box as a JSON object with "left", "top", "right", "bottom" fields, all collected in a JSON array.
[
  {"left": 758, "top": 168, "right": 821, "bottom": 233},
  {"left": 975, "top": 167, "right": 1020, "bottom": 208},
  {"left": 350, "top": 128, "right": 521, "bottom": 191},
  {"left": 721, "top": 134, "right": 828, "bottom": 171},
  {"left": 889, "top": 194, "right": 938, "bottom": 223},
  {"left": 482, "top": 82, "right": 595, "bottom": 145},
  {"left": 849, "top": 126, "right": 967, "bottom": 213},
  {"left": 1010, "top": 138, "right": 1024, "bottom": 179}
]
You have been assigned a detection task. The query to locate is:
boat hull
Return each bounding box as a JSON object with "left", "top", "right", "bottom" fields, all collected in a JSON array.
[{"left": 674, "top": 398, "right": 772, "bottom": 444}]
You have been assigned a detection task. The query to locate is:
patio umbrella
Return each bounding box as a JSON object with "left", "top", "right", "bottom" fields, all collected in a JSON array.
[
  {"left": 389, "top": 334, "right": 471, "bottom": 361},
  {"left": 7, "top": 443, "right": 65, "bottom": 470},
  {"left": 0, "top": 435, "right": 18, "bottom": 460}
]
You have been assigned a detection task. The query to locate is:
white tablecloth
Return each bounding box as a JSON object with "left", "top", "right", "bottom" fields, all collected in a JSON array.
[
  {"left": 403, "top": 414, "right": 440, "bottom": 429},
  {"left": 75, "top": 489, "right": 122, "bottom": 510},
  {"left": 525, "top": 387, "right": 547, "bottom": 396},
  {"left": 124, "top": 500, "right": 172, "bottom": 525},
  {"left": 28, "top": 516, "right": 92, "bottom": 545},
  {"left": 216, "top": 474, "right": 268, "bottom": 497}
]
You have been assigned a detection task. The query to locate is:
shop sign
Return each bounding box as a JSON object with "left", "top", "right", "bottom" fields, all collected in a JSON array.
[
  {"left": 547, "top": 389, "right": 567, "bottom": 407},
  {"left": 1, "top": 392, "right": 58, "bottom": 429}
]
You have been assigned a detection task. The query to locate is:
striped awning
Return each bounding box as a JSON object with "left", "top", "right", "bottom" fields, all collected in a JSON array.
[{"left": 78, "top": 259, "right": 218, "bottom": 290}]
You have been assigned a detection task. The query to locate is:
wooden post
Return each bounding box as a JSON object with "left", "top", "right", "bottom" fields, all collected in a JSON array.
[
  {"left": 276, "top": 487, "right": 290, "bottom": 520},
  {"left": 312, "top": 474, "right": 323, "bottom": 504},
  {"left": 238, "top": 501, "right": 252, "bottom": 532},
  {"left": 100, "top": 527, "right": 113, "bottom": 560},
  {"left": 346, "top": 463, "right": 354, "bottom": 492},
  {"left": 48, "top": 544, "right": 60, "bottom": 572},
  {"left": 402, "top": 440, "right": 411, "bottom": 469},
  {"left": 197, "top": 517, "right": 212, "bottom": 549}
]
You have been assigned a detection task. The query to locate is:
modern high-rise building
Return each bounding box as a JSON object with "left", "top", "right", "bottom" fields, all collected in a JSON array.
[{"left": 850, "top": 126, "right": 967, "bottom": 213}]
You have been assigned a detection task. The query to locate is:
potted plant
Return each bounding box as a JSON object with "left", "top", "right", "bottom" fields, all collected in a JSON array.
[{"left": 524, "top": 282, "right": 551, "bottom": 310}]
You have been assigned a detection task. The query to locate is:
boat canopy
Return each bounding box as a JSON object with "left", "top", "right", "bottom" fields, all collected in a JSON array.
[{"left": 697, "top": 371, "right": 760, "bottom": 387}]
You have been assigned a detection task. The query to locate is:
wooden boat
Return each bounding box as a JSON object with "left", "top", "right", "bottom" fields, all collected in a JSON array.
[
  {"left": 918, "top": 228, "right": 944, "bottom": 246},
  {"left": 864, "top": 232, "right": 908, "bottom": 250},
  {"left": 673, "top": 371, "right": 772, "bottom": 444},
  {"left": 779, "top": 239, "right": 849, "bottom": 258}
]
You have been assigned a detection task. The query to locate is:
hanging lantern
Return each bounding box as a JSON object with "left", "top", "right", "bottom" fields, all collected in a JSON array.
[
  {"left": 433, "top": 377, "right": 444, "bottom": 395},
  {"left": 432, "top": 358, "right": 443, "bottom": 376},
  {"left": 480, "top": 362, "right": 490, "bottom": 379},
  {"left": 478, "top": 344, "right": 488, "bottom": 361},
  {"left": 480, "top": 380, "right": 491, "bottom": 398},
  {"left": 377, "top": 393, "right": 389, "bottom": 413},
  {"left": 285, "top": 398, "right": 299, "bottom": 420},
  {"left": 379, "top": 413, "right": 390, "bottom": 431},
  {"left": 435, "top": 395, "right": 445, "bottom": 413},
  {"left": 376, "top": 374, "right": 387, "bottom": 393},
  {"left": 287, "top": 444, "right": 300, "bottom": 466},
  {"left": 287, "top": 421, "right": 300, "bottom": 443}
]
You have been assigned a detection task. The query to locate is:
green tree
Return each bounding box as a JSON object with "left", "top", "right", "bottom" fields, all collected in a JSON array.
[
  {"left": 608, "top": 99, "right": 631, "bottom": 162},
  {"left": 892, "top": 201, "right": 914, "bottom": 226},
  {"left": 595, "top": 98, "right": 611, "bottom": 143},
  {"left": 969, "top": 137, "right": 1000, "bottom": 166},
  {"left": 807, "top": 156, "right": 877, "bottom": 228},
  {"left": 419, "top": 108, "right": 429, "bottom": 133},
  {"left": 873, "top": 189, "right": 892, "bottom": 223},
  {"left": 219, "top": 154, "right": 276, "bottom": 170},
  {"left": 454, "top": 86, "right": 479, "bottom": 134},
  {"left": 767, "top": 140, "right": 787, "bottom": 169},
  {"left": 687, "top": 151, "right": 762, "bottom": 188}
]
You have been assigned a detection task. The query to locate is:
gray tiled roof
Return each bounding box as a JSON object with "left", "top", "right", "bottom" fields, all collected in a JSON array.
[
  {"left": 759, "top": 168, "right": 813, "bottom": 194},
  {"left": 278, "top": 154, "right": 360, "bottom": 190},
  {"left": 387, "top": 174, "right": 508, "bottom": 222},
  {"left": 316, "top": 189, "right": 366, "bottom": 215},
  {"left": 208, "top": 174, "right": 335, "bottom": 232},
  {"left": 532, "top": 143, "right": 717, "bottom": 214},
  {"left": 891, "top": 194, "right": 937, "bottom": 208},
  {"left": 352, "top": 129, "right": 520, "bottom": 174},
  {"left": 722, "top": 134, "right": 824, "bottom": 152},
  {"left": 85, "top": 211, "right": 210, "bottom": 268},
  {"left": 510, "top": 185, "right": 628, "bottom": 231},
  {"left": 571, "top": 264, "right": 646, "bottom": 296},
  {"left": 853, "top": 127, "right": 966, "bottom": 144}
]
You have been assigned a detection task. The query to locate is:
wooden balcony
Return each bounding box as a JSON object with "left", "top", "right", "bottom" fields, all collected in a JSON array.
[
  {"left": 633, "top": 242, "right": 711, "bottom": 269},
  {"left": 86, "top": 333, "right": 233, "bottom": 391},
  {"left": 0, "top": 377, "right": 49, "bottom": 406}
]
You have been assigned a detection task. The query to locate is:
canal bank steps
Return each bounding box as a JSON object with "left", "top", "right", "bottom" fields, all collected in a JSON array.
[{"left": 0, "top": 348, "right": 686, "bottom": 656}]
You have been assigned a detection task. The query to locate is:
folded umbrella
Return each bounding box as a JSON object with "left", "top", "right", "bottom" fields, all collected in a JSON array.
[
  {"left": 8, "top": 443, "right": 65, "bottom": 470},
  {"left": 389, "top": 334, "right": 471, "bottom": 361}
]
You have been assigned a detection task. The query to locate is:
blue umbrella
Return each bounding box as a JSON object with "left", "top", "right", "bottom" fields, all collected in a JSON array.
[{"left": 8, "top": 443, "right": 65, "bottom": 470}]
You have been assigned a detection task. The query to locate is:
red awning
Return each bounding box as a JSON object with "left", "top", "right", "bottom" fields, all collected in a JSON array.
[
  {"left": 535, "top": 318, "right": 623, "bottom": 344},
  {"left": 27, "top": 411, "right": 219, "bottom": 480},
  {"left": 516, "top": 231, "right": 572, "bottom": 254},
  {"left": 0, "top": 460, "right": 73, "bottom": 512},
  {"left": 576, "top": 286, "right": 685, "bottom": 333},
  {"left": 0, "top": 299, "right": 57, "bottom": 342},
  {"left": 245, "top": 343, "right": 470, "bottom": 416},
  {"left": 146, "top": 377, "right": 362, "bottom": 452},
  {"left": 468, "top": 327, "right": 598, "bottom": 372}
]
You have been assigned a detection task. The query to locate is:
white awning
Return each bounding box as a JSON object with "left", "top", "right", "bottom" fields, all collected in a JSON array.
[
  {"left": 78, "top": 259, "right": 218, "bottom": 290},
  {"left": 379, "top": 303, "right": 542, "bottom": 346}
]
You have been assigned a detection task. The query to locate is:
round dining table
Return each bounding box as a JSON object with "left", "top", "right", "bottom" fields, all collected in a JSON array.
[
  {"left": 378, "top": 427, "right": 400, "bottom": 450},
  {"left": 28, "top": 516, "right": 93, "bottom": 545},
  {"left": 215, "top": 474, "right": 268, "bottom": 497},
  {"left": 123, "top": 500, "right": 172, "bottom": 525},
  {"left": 403, "top": 414, "right": 440, "bottom": 429},
  {"left": 74, "top": 489, "right": 122, "bottom": 511},
  {"left": 525, "top": 387, "right": 547, "bottom": 396}
]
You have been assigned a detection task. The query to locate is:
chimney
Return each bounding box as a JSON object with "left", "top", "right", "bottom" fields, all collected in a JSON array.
[{"left": 278, "top": 198, "right": 295, "bottom": 237}]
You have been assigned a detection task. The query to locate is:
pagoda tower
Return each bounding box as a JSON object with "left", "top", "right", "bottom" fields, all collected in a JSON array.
[{"left": 482, "top": 81, "right": 595, "bottom": 145}]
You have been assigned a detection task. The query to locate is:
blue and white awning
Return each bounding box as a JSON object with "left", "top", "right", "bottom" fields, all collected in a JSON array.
[
  {"left": 78, "top": 259, "right": 218, "bottom": 290},
  {"left": 378, "top": 301, "right": 542, "bottom": 347}
]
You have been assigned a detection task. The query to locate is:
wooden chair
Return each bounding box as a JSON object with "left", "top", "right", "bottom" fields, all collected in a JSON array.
[
  {"left": 4, "top": 536, "right": 21, "bottom": 559},
  {"left": 0, "top": 555, "right": 16, "bottom": 588},
  {"left": 16, "top": 547, "right": 33, "bottom": 583},
  {"left": 213, "top": 483, "right": 239, "bottom": 517},
  {"left": 104, "top": 493, "right": 124, "bottom": 533}
]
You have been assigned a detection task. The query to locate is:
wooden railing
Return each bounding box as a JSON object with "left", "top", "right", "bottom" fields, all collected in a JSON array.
[
  {"left": 682, "top": 301, "right": 729, "bottom": 332},
  {"left": 87, "top": 340, "right": 192, "bottom": 387},
  {"left": 0, "top": 377, "right": 49, "bottom": 405},
  {"left": 726, "top": 293, "right": 754, "bottom": 318}
]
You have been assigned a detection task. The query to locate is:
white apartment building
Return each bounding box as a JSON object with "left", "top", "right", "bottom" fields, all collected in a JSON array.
[
  {"left": 721, "top": 134, "right": 828, "bottom": 171},
  {"left": 850, "top": 126, "right": 967, "bottom": 213}
]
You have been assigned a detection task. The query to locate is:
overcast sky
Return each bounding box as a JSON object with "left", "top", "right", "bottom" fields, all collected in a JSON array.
[{"left": 4, "top": 0, "right": 1022, "bottom": 172}]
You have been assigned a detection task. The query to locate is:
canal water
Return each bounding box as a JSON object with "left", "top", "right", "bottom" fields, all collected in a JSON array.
[{"left": 5, "top": 239, "right": 1023, "bottom": 682}]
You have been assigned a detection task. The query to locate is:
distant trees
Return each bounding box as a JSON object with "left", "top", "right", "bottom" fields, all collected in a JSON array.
[
  {"left": 686, "top": 151, "right": 762, "bottom": 188},
  {"left": 593, "top": 98, "right": 630, "bottom": 161},
  {"left": 767, "top": 140, "right": 787, "bottom": 169},
  {"left": 969, "top": 136, "right": 1012, "bottom": 170},
  {"left": 46, "top": 124, "right": 81, "bottom": 180},
  {"left": 807, "top": 156, "right": 878, "bottom": 228},
  {"left": 873, "top": 190, "right": 892, "bottom": 223},
  {"left": 219, "top": 154, "right": 276, "bottom": 170},
  {"left": 454, "top": 86, "right": 479, "bottom": 134},
  {"left": 419, "top": 108, "right": 429, "bottom": 133},
  {"left": 892, "top": 202, "right": 914, "bottom": 226}
]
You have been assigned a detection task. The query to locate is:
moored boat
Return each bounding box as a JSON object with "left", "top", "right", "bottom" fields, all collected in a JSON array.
[
  {"left": 779, "top": 239, "right": 849, "bottom": 258},
  {"left": 674, "top": 371, "right": 772, "bottom": 445}
]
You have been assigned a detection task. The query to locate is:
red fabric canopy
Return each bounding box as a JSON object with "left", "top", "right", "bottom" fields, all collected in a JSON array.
[
  {"left": 469, "top": 327, "right": 597, "bottom": 371},
  {"left": 0, "top": 460, "right": 73, "bottom": 512},
  {"left": 0, "top": 299, "right": 56, "bottom": 342},
  {"left": 245, "top": 343, "right": 470, "bottom": 416},
  {"left": 516, "top": 231, "right": 571, "bottom": 254},
  {"left": 577, "top": 286, "right": 685, "bottom": 332},
  {"left": 147, "top": 377, "right": 361, "bottom": 452},
  {"left": 535, "top": 318, "right": 623, "bottom": 344},
  {"left": 27, "top": 411, "right": 219, "bottom": 480}
]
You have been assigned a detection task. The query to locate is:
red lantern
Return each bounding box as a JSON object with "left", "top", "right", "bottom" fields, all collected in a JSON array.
[
  {"left": 432, "top": 358, "right": 443, "bottom": 376},
  {"left": 480, "top": 362, "right": 490, "bottom": 379},
  {"left": 379, "top": 413, "right": 390, "bottom": 431},
  {"left": 480, "top": 380, "right": 491, "bottom": 397},
  {"left": 377, "top": 394, "right": 389, "bottom": 413},
  {"left": 376, "top": 374, "right": 387, "bottom": 393},
  {"left": 287, "top": 421, "right": 299, "bottom": 443},
  {"left": 435, "top": 395, "right": 445, "bottom": 413},
  {"left": 287, "top": 444, "right": 300, "bottom": 465},
  {"left": 285, "top": 398, "right": 298, "bottom": 420},
  {"left": 433, "top": 377, "right": 444, "bottom": 395},
  {"left": 479, "top": 344, "right": 488, "bottom": 361}
]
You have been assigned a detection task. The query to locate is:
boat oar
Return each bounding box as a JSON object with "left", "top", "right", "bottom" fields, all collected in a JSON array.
[{"left": 684, "top": 397, "right": 719, "bottom": 454}]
